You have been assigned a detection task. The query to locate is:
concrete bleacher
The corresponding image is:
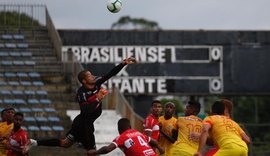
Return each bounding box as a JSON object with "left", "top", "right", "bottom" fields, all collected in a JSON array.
[{"left": 0, "top": 27, "right": 73, "bottom": 139}]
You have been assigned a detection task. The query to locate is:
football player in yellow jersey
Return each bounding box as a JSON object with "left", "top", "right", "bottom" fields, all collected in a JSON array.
[
  {"left": 170, "top": 100, "right": 202, "bottom": 156},
  {"left": 204, "top": 99, "right": 234, "bottom": 156},
  {"left": 194, "top": 100, "right": 250, "bottom": 156},
  {"left": 158, "top": 102, "right": 177, "bottom": 156},
  {"left": 0, "top": 107, "right": 15, "bottom": 156}
]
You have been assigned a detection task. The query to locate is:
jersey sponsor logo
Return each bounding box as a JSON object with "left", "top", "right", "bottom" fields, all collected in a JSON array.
[
  {"left": 9, "top": 138, "right": 19, "bottom": 146},
  {"left": 143, "top": 149, "right": 155, "bottom": 155},
  {"left": 124, "top": 138, "right": 135, "bottom": 148},
  {"left": 184, "top": 116, "right": 202, "bottom": 122},
  {"left": 152, "top": 125, "right": 159, "bottom": 131}
]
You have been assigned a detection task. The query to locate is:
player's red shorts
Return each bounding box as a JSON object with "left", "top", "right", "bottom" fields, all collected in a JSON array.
[{"left": 205, "top": 147, "right": 219, "bottom": 156}]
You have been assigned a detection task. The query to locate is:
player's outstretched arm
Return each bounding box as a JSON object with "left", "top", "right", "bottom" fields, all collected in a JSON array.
[
  {"left": 87, "top": 143, "right": 116, "bottom": 155},
  {"left": 122, "top": 56, "right": 137, "bottom": 64},
  {"left": 98, "top": 57, "right": 137, "bottom": 85}
]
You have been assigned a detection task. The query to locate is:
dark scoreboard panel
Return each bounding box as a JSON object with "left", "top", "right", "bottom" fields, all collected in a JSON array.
[
  {"left": 62, "top": 45, "right": 223, "bottom": 95},
  {"left": 59, "top": 30, "right": 270, "bottom": 95}
]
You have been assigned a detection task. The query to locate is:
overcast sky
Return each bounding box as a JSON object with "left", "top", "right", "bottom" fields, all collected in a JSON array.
[{"left": 4, "top": 0, "right": 270, "bottom": 30}]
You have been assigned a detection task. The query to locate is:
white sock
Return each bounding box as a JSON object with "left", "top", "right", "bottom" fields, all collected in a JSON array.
[{"left": 30, "top": 139, "right": 38, "bottom": 146}]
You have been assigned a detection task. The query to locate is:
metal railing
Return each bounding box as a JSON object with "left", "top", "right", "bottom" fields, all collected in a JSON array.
[
  {"left": 0, "top": 3, "right": 46, "bottom": 27},
  {"left": 45, "top": 7, "right": 62, "bottom": 60}
]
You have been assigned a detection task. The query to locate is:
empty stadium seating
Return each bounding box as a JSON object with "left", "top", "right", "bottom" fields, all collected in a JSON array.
[{"left": 0, "top": 28, "right": 74, "bottom": 139}]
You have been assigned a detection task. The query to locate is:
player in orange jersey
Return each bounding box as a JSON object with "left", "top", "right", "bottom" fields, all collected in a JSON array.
[
  {"left": 158, "top": 102, "right": 177, "bottom": 156},
  {"left": 204, "top": 99, "right": 234, "bottom": 156},
  {"left": 170, "top": 100, "right": 202, "bottom": 156},
  {"left": 0, "top": 107, "right": 15, "bottom": 156},
  {"left": 194, "top": 100, "right": 250, "bottom": 156}
]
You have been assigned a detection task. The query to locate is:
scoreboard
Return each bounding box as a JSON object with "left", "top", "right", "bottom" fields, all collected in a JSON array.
[
  {"left": 62, "top": 45, "right": 224, "bottom": 95},
  {"left": 59, "top": 30, "right": 270, "bottom": 96}
]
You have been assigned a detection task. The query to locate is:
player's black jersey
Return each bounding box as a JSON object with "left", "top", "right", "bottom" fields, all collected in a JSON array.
[
  {"left": 76, "top": 63, "right": 126, "bottom": 120},
  {"left": 77, "top": 76, "right": 102, "bottom": 107}
]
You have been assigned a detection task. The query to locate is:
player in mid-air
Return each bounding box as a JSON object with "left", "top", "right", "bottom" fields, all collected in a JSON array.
[
  {"left": 87, "top": 118, "right": 164, "bottom": 156},
  {"left": 23, "top": 57, "right": 137, "bottom": 153},
  {"left": 194, "top": 100, "right": 250, "bottom": 156}
]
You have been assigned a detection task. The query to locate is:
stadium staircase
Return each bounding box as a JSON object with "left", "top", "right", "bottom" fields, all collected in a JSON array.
[{"left": 0, "top": 27, "right": 74, "bottom": 139}]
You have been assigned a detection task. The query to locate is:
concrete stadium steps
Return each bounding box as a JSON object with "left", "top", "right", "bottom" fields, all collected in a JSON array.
[
  {"left": 32, "top": 56, "right": 59, "bottom": 61},
  {"left": 1, "top": 27, "right": 48, "bottom": 36},
  {"left": 0, "top": 84, "right": 71, "bottom": 92},
  {"left": 0, "top": 66, "right": 63, "bottom": 73},
  {"left": 0, "top": 40, "right": 52, "bottom": 47},
  {"left": 0, "top": 72, "right": 65, "bottom": 82},
  {"left": 1, "top": 29, "right": 53, "bottom": 49},
  {"left": 1, "top": 26, "right": 76, "bottom": 141},
  {"left": 52, "top": 103, "right": 78, "bottom": 111},
  {"left": 0, "top": 94, "right": 47, "bottom": 100},
  {"left": 0, "top": 60, "right": 61, "bottom": 66},
  {"left": 0, "top": 92, "right": 75, "bottom": 103},
  {"left": 26, "top": 49, "right": 56, "bottom": 55},
  {"left": 26, "top": 38, "right": 51, "bottom": 43},
  {"left": 0, "top": 54, "right": 57, "bottom": 61},
  {"left": 41, "top": 75, "right": 66, "bottom": 83},
  {"left": 46, "top": 93, "right": 75, "bottom": 100},
  {"left": 52, "top": 101, "right": 78, "bottom": 111},
  {"left": 28, "top": 43, "right": 54, "bottom": 49}
]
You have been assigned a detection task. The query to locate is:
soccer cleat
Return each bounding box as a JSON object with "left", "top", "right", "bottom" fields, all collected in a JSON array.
[{"left": 23, "top": 139, "right": 37, "bottom": 154}]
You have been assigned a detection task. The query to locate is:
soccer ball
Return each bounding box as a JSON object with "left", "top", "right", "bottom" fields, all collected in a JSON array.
[{"left": 107, "top": 0, "right": 122, "bottom": 13}]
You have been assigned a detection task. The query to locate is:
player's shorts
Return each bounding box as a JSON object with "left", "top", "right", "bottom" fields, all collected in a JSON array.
[
  {"left": 214, "top": 145, "right": 248, "bottom": 156},
  {"left": 170, "top": 145, "right": 196, "bottom": 156},
  {"left": 205, "top": 147, "right": 219, "bottom": 156},
  {"left": 171, "top": 150, "right": 193, "bottom": 156},
  {"left": 66, "top": 114, "right": 96, "bottom": 150}
]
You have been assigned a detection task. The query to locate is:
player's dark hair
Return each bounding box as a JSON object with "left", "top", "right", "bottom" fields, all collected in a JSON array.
[
  {"left": 212, "top": 101, "right": 225, "bottom": 115},
  {"left": 151, "top": 100, "right": 161, "bottom": 107},
  {"left": 1, "top": 107, "right": 15, "bottom": 116},
  {"left": 77, "top": 70, "right": 89, "bottom": 84},
  {"left": 5, "top": 107, "right": 15, "bottom": 112},
  {"left": 1, "top": 109, "right": 6, "bottom": 116},
  {"left": 14, "top": 112, "right": 24, "bottom": 118},
  {"left": 188, "top": 100, "right": 201, "bottom": 115},
  {"left": 220, "top": 99, "right": 233, "bottom": 114},
  {"left": 118, "top": 118, "right": 131, "bottom": 132}
]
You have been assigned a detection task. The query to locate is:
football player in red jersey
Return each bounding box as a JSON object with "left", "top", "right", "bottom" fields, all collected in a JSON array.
[
  {"left": 87, "top": 118, "right": 164, "bottom": 156},
  {"left": 6, "top": 112, "right": 28, "bottom": 156},
  {"left": 143, "top": 100, "right": 162, "bottom": 141}
]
